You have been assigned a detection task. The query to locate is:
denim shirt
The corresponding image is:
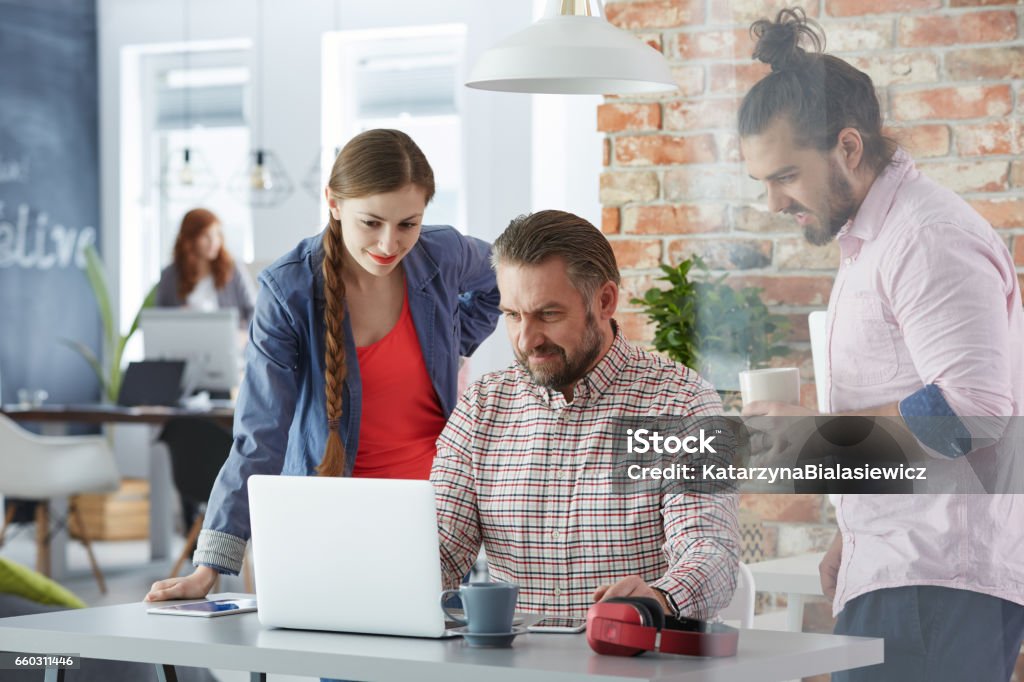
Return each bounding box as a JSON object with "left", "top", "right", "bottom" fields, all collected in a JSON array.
[{"left": 194, "top": 225, "right": 501, "bottom": 573}]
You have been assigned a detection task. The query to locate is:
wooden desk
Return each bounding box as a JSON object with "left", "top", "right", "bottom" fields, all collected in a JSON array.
[
  {"left": 1, "top": 404, "right": 234, "bottom": 579},
  {"left": 0, "top": 593, "right": 883, "bottom": 682}
]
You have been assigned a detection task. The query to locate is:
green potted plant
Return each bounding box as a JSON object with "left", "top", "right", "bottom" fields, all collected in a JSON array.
[
  {"left": 62, "top": 245, "right": 158, "bottom": 403},
  {"left": 632, "top": 254, "right": 791, "bottom": 393}
]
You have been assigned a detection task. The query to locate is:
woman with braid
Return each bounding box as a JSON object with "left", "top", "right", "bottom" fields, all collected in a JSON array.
[{"left": 145, "top": 129, "right": 501, "bottom": 601}]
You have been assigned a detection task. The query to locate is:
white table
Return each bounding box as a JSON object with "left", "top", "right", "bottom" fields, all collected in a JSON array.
[
  {"left": 0, "top": 593, "right": 882, "bottom": 682},
  {"left": 2, "top": 404, "right": 234, "bottom": 580},
  {"left": 749, "top": 552, "right": 826, "bottom": 632}
]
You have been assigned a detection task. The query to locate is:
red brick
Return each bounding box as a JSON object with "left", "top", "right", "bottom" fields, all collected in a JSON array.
[
  {"left": 611, "top": 238, "right": 662, "bottom": 269},
  {"left": 619, "top": 273, "right": 664, "bottom": 304},
  {"left": 1012, "top": 161, "right": 1024, "bottom": 189},
  {"left": 1019, "top": 274, "right": 1024, "bottom": 298},
  {"left": 732, "top": 205, "right": 799, "bottom": 233},
  {"left": 727, "top": 275, "right": 834, "bottom": 306},
  {"left": 597, "top": 102, "right": 662, "bottom": 133},
  {"left": 603, "top": 138, "right": 610, "bottom": 167},
  {"left": 663, "top": 165, "right": 758, "bottom": 201},
  {"left": 614, "top": 134, "right": 717, "bottom": 166},
  {"left": 600, "top": 171, "right": 660, "bottom": 205},
  {"left": 969, "top": 199, "right": 1024, "bottom": 229},
  {"left": 718, "top": 131, "right": 741, "bottom": 164},
  {"left": 820, "top": 19, "right": 893, "bottom": 51},
  {"left": 666, "top": 238, "right": 773, "bottom": 270},
  {"left": 623, "top": 204, "right": 728, "bottom": 234},
  {"left": 616, "top": 310, "right": 657, "bottom": 343},
  {"left": 769, "top": 346, "right": 813, "bottom": 370},
  {"left": 890, "top": 85, "right": 1012, "bottom": 121},
  {"left": 637, "top": 32, "right": 663, "bottom": 53},
  {"left": 951, "top": 0, "right": 1017, "bottom": 6},
  {"left": 826, "top": 0, "right": 940, "bottom": 16},
  {"left": 946, "top": 47, "right": 1024, "bottom": 80},
  {"left": 784, "top": 313, "right": 811, "bottom": 343},
  {"left": 848, "top": 53, "right": 939, "bottom": 86},
  {"left": 920, "top": 161, "right": 1009, "bottom": 193},
  {"left": 605, "top": 0, "right": 704, "bottom": 29},
  {"left": 956, "top": 120, "right": 1023, "bottom": 157},
  {"left": 670, "top": 65, "right": 705, "bottom": 97},
  {"left": 711, "top": 0, "right": 820, "bottom": 23},
  {"left": 740, "top": 494, "right": 824, "bottom": 523},
  {"left": 886, "top": 124, "right": 950, "bottom": 158},
  {"left": 709, "top": 63, "right": 772, "bottom": 94},
  {"left": 774, "top": 238, "right": 842, "bottom": 270},
  {"left": 677, "top": 29, "right": 755, "bottom": 61},
  {"left": 899, "top": 11, "right": 1018, "bottom": 47},
  {"left": 1014, "top": 237, "right": 1024, "bottom": 266},
  {"left": 663, "top": 98, "right": 740, "bottom": 132},
  {"left": 602, "top": 207, "right": 621, "bottom": 235}
]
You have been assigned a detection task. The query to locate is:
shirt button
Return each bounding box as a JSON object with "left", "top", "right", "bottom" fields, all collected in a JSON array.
[
  {"left": 551, "top": 530, "right": 560, "bottom": 540},
  {"left": 554, "top": 587, "right": 562, "bottom": 597},
  {"left": 555, "top": 470, "right": 565, "bottom": 480},
  {"left": 844, "top": 257, "right": 853, "bottom": 265}
]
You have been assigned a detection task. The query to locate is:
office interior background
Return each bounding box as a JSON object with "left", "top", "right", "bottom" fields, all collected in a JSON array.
[{"left": 0, "top": 0, "right": 1022, "bottom": 679}]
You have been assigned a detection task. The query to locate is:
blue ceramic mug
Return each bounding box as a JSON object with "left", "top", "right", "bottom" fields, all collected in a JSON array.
[{"left": 440, "top": 582, "right": 519, "bottom": 634}]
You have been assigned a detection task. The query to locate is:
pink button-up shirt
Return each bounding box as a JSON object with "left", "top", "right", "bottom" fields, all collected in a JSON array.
[{"left": 825, "top": 149, "right": 1024, "bottom": 615}]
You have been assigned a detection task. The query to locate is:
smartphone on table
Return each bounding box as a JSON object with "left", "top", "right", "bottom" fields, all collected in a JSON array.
[
  {"left": 147, "top": 597, "right": 257, "bottom": 618},
  {"left": 527, "top": 616, "right": 587, "bottom": 633}
]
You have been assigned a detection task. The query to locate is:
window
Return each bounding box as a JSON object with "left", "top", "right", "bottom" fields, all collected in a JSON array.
[{"left": 323, "top": 24, "right": 467, "bottom": 230}]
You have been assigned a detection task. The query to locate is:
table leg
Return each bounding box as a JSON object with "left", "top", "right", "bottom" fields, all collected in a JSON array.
[
  {"left": 786, "top": 593, "right": 806, "bottom": 632},
  {"left": 250, "top": 674, "right": 266, "bottom": 682},
  {"left": 42, "top": 668, "right": 65, "bottom": 682},
  {"left": 38, "top": 423, "right": 70, "bottom": 581},
  {"left": 149, "top": 433, "right": 172, "bottom": 561},
  {"left": 34, "top": 502, "right": 50, "bottom": 576},
  {"left": 154, "top": 663, "right": 178, "bottom": 682}
]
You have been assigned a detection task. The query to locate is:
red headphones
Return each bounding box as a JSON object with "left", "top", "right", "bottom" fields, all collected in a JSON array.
[{"left": 586, "top": 597, "right": 739, "bottom": 658}]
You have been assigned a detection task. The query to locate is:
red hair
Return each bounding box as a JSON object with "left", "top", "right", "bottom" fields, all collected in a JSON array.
[{"left": 172, "top": 208, "right": 235, "bottom": 300}]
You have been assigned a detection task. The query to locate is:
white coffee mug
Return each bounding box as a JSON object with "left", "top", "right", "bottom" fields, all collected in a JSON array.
[{"left": 738, "top": 368, "right": 800, "bottom": 407}]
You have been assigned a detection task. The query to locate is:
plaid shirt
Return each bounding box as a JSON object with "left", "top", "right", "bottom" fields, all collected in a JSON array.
[{"left": 431, "top": 327, "right": 739, "bottom": 619}]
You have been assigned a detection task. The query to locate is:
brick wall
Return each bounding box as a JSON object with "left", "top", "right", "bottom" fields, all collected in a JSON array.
[{"left": 601, "top": 0, "right": 1024, "bottom": 653}]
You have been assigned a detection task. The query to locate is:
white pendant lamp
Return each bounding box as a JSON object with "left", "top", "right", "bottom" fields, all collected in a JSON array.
[{"left": 466, "top": 0, "right": 677, "bottom": 95}]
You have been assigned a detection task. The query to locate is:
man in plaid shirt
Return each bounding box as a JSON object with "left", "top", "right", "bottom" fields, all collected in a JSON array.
[{"left": 430, "top": 210, "right": 739, "bottom": 619}]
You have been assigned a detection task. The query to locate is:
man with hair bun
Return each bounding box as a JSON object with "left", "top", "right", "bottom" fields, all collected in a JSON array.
[{"left": 737, "top": 8, "right": 1024, "bottom": 681}]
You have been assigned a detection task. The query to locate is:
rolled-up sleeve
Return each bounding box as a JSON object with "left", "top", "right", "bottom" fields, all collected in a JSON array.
[{"left": 886, "top": 223, "right": 1016, "bottom": 453}]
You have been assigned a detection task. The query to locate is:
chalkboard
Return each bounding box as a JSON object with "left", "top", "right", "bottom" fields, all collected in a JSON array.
[{"left": 0, "top": 0, "right": 102, "bottom": 407}]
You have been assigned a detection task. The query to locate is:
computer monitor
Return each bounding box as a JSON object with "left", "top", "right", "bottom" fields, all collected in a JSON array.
[{"left": 139, "top": 309, "right": 241, "bottom": 395}]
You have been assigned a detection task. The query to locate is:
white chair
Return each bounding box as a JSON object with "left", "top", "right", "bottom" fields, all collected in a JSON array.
[
  {"left": 808, "top": 310, "right": 829, "bottom": 414},
  {"left": 0, "top": 414, "right": 121, "bottom": 593},
  {"left": 717, "top": 561, "right": 755, "bottom": 628}
]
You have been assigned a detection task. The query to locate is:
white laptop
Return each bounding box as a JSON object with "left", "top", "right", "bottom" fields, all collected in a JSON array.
[{"left": 248, "top": 475, "right": 460, "bottom": 638}]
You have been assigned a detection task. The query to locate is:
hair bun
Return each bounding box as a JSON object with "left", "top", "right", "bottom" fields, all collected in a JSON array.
[{"left": 750, "top": 8, "right": 824, "bottom": 72}]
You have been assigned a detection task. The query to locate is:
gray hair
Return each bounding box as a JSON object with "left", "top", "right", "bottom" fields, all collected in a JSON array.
[{"left": 491, "top": 210, "right": 621, "bottom": 304}]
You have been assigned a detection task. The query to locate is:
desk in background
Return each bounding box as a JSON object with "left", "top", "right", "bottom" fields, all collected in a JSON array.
[
  {"left": 0, "top": 404, "right": 234, "bottom": 579},
  {"left": 0, "top": 593, "right": 882, "bottom": 681},
  {"left": 749, "top": 552, "right": 827, "bottom": 632}
]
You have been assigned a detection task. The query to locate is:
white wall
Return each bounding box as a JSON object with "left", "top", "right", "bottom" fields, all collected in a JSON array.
[{"left": 98, "top": 0, "right": 603, "bottom": 378}]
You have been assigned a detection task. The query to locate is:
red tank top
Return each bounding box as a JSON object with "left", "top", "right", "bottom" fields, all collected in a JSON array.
[{"left": 352, "top": 286, "right": 447, "bottom": 480}]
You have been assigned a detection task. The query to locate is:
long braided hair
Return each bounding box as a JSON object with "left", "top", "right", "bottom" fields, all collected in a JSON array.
[{"left": 317, "top": 129, "right": 435, "bottom": 476}]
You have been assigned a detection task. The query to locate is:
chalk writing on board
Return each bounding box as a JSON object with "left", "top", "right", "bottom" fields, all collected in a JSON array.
[
  {"left": 0, "top": 153, "right": 30, "bottom": 184},
  {"left": 0, "top": 202, "right": 96, "bottom": 270}
]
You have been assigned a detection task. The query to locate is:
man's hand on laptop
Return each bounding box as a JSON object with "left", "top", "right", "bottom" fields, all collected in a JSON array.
[
  {"left": 145, "top": 565, "right": 219, "bottom": 602},
  {"left": 592, "top": 576, "right": 671, "bottom": 614}
]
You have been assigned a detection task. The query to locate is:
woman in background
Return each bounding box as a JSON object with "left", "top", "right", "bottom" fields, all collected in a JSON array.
[{"left": 156, "top": 208, "right": 256, "bottom": 327}]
